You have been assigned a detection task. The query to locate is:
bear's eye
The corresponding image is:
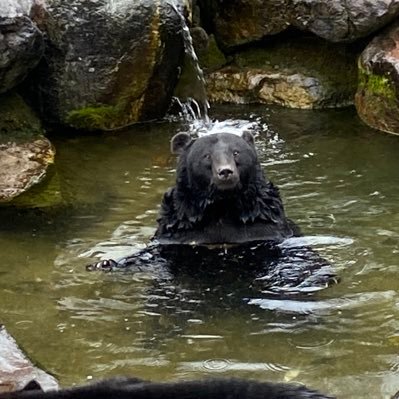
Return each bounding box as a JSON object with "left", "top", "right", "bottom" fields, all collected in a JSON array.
[
  {"left": 233, "top": 150, "right": 240, "bottom": 157},
  {"left": 203, "top": 154, "right": 211, "bottom": 160}
]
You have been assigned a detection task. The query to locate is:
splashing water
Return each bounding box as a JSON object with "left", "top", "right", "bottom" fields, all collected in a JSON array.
[
  {"left": 172, "top": 97, "right": 206, "bottom": 123},
  {"left": 172, "top": 97, "right": 265, "bottom": 138},
  {"left": 168, "top": 2, "right": 272, "bottom": 140}
]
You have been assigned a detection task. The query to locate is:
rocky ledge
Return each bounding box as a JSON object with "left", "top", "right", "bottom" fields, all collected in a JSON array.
[{"left": 0, "top": 93, "right": 55, "bottom": 204}]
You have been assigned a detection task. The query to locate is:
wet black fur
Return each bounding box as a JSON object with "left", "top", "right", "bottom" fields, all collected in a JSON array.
[
  {"left": 155, "top": 133, "right": 297, "bottom": 244},
  {"left": 0, "top": 377, "right": 335, "bottom": 399},
  {"left": 86, "top": 133, "right": 337, "bottom": 292}
]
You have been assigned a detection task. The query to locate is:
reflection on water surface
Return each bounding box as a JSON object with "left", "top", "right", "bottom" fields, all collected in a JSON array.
[{"left": 1, "top": 105, "right": 399, "bottom": 398}]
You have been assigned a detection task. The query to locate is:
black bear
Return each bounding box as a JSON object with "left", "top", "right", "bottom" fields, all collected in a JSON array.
[
  {"left": 88, "top": 132, "right": 337, "bottom": 293},
  {"left": 0, "top": 376, "right": 335, "bottom": 399},
  {"left": 154, "top": 131, "right": 298, "bottom": 245}
]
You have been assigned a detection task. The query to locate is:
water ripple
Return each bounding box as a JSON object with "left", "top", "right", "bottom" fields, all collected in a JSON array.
[{"left": 247, "top": 290, "right": 397, "bottom": 315}]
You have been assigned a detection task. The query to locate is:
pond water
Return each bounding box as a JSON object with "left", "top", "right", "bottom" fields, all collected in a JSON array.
[{"left": 1, "top": 105, "right": 399, "bottom": 398}]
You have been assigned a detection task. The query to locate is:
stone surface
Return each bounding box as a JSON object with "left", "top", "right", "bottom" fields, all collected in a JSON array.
[
  {"left": 355, "top": 21, "right": 399, "bottom": 135},
  {"left": 0, "top": 0, "right": 44, "bottom": 93},
  {"left": 0, "top": 93, "right": 55, "bottom": 203},
  {"left": 207, "top": 0, "right": 288, "bottom": 49},
  {"left": 199, "top": 0, "right": 399, "bottom": 49},
  {"left": 206, "top": 37, "right": 357, "bottom": 109},
  {"left": 0, "top": 325, "right": 58, "bottom": 392},
  {"left": 26, "top": 0, "right": 186, "bottom": 131},
  {"left": 291, "top": 0, "right": 399, "bottom": 43}
]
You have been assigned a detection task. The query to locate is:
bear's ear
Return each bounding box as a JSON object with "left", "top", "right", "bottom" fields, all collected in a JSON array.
[
  {"left": 170, "top": 133, "right": 192, "bottom": 154},
  {"left": 242, "top": 131, "right": 255, "bottom": 147}
]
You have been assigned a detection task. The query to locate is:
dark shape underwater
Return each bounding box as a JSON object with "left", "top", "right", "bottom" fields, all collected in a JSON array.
[{"left": 87, "top": 240, "right": 337, "bottom": 295}]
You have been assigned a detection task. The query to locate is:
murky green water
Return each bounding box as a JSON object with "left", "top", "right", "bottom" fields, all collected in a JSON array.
[{"left": 1, "top": 105, "right": 399, "bottom": 398}]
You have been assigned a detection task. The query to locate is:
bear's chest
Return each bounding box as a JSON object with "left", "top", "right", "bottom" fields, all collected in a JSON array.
[{"left": 157, "top": 218, "right": 293, "bottom": 246}]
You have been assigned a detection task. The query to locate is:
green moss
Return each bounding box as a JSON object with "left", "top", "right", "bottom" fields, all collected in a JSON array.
[
  {"left": 7, "top": 167, "right": 64, "bottom": 208},
  {"left": 0, "top": 92, "right": 44, "bottom": 142},
  {"left": 66, "top": 104, "right": 126, "bottom": 131},
  {"left": 199, "top": 35, "right": 227, "bottom": 71},
  {"left": 358, "top": 66, "right": 396, "bottom": 100}
]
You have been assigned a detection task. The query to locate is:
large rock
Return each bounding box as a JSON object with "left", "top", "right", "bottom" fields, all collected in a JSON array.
[
  {"left": 27, "top": 0, "right": 186, "bottom": 131},
  {"left": 291, "top": 0, "right": 399, "bottom": 43},
  {"left": 0, "top": 0, "right": 44, "bottom": 93},
  {"left": 0, "top": 92, "right": 55, "bottom": 203},
  {"left": 206, "top": 36, "right": 357, "bottom": 109},
  {"left": 199, "top": 0, "right": 399, "bottom": 49},
  {"left": 355, "top": 22, "right": 399, "bottom": 135},
  {"left": 0, "top": 325, "right": 58, "bottom": 392}
]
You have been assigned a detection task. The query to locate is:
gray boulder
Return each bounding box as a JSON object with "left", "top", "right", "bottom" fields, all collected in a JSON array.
[
  {"left": 27, "top": 0, "right": 187, "bottom": 131},
  {"left": 199, "top": 0, "right": 399, "bottom": 49},
  {"left": 0, "top": 0, "right": 44, "bottom": 93},
  {"left": 292, "top": 0, "right": 399, "bottom": 43}
]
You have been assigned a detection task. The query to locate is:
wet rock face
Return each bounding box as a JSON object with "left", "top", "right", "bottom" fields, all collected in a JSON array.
[
  {"left": 0, "top": 325, "right": 58, "bottom": 391},
  {"left": 28, "top": 0, "right": 185, "bottom": 130},
  {"left": 355, "top": 22, "right": 399, "bottom": 135},
  {"left": 0, "top": 0, "right": 44, "bottom": 93},
  {"left": 200, "top": 0, "right": 399, "bottom": 49},
  {"left": 291, "top": 0, "right": 399, "bottom": 42},
  {"left": 209, "top": 0, "right": 288, "bottom": 49}
]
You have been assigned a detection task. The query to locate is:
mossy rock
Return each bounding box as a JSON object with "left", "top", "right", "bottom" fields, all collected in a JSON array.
[
  {"left": 0, "top": 92, "right": 42, "bottom": 141},
  {"left": 356, "top": 66, "right": 399, "bottom": 135},
  {"left": 7, "top": 167, "right": 64, "bottom": 208},
  {"left": 26, "top": 0, "right": 186, "bottom": 131},
  {"left": 355, "top": 21, "right": 399, "bottom": 135},
  {"left": 198, "top": 34, "right": 227, "bottom": 71},
  {"left": 66, "top": 104, "right": 127, "bottom": 131}
]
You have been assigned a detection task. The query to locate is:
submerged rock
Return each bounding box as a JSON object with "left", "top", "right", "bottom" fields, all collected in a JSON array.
[
  {"left": 206, "top": 37, "right": 357, "bottom": 109},
  {"left": 199, "top": 0, "right": 399, "bottom": 49},
  {"left": 27, "top": 0, "right": 186, "bottom": 131},
  {"left": 0, "top": 93, "right": 55, "bottom": 203},
  {"left": 355, "top": 22, "right": 399, "bottom": 135},
  {"left": 0, "top": 0, "right": 44, "bottom": 93}
]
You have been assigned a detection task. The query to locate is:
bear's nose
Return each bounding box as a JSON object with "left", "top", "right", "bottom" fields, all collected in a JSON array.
[{"left": 218, "top": 168, "right": 234, "bottom": 179}]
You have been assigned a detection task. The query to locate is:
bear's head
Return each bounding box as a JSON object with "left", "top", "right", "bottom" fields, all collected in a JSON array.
[{"left": 171, "top": 131, "right": 258, "bottom": 193}]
